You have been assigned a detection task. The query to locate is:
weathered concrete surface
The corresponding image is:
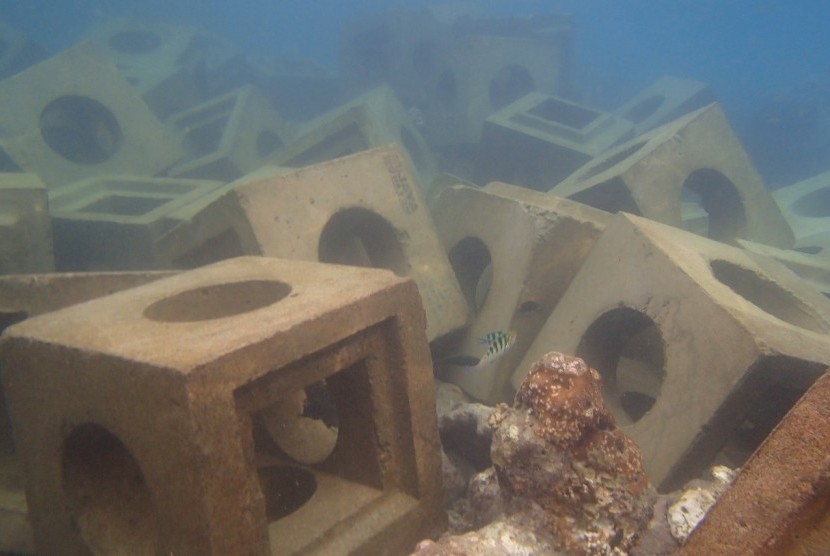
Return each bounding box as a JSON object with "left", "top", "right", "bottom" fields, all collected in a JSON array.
[
  {"left": 615, "top": 75, "right": 716, "bottom": 136},
  {"left": 682, "top": 371, "right": 830, "bottom": 554},
  {"left": 515, "top": 213, "right": 830, "bottom": 490},
  {"left": 552, "top": 103, "right": 794, "bottom": 249},
  {"left": 0, "top": 173, "right": 53, "bottom": 274},
  {"left": 431, "top": 181, "right": 610, "bottom": 403},
  {"left": 1, "top": 256, "right": 445, "bottom": 555},
  {"left": 0, "top": 42, "right": 181, "bottom": 188}
]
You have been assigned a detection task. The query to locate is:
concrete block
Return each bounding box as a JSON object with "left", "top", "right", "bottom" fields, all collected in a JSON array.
[
  {"left": 0, "top": 42, "right": 183, "bottom": 188},
  {"left": 49, "top": 174, "right": 224, "bottom": 270},
  {"left": 431, "top": 182, "right": 611, "bottom": 403},
  {"left": 1, "top": 256, "right": 445, "bottom": 555},
  {"left": 166, "top": 85, "right": 293, "bottom": 182},
  {"left": 773, "top": 169, "right": 830, "bottom": 256},
  {"left": 477, "top": 92, "right": 634, "bottom": 190},
  {"left": 0, "top": 173, "right": 53, "bottom": 274},
  {"left": 682, "top": 371, "right": 830, "bottom": 554},
  {"left": 738, "top": 238, "right": 830, "bottom": 298},
  {"left": 615, "top": 75, "right": 717, "bottom": 136},
  {"left": 270, "top": 85, "right": 437, "bottom": 191},
  {"left": 237, "top": 144, "right": 467, "bottom": 342},
  {"left": 0, "top": 20, "right": 48, "bottom": 80},
  {"left": 513, "top": 212, "right": 830, "bottom": 490},
  {"left": 551, "top": 103, "right": 794, "bottom": 249}
]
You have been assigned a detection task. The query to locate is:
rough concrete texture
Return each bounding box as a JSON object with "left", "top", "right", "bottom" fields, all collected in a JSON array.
[
  {"left": 431, "top": 181, "right": 611, "bottom": 403},
  {"left": 738, "top": 238, "right": 830, "bottom": 298},
  {"left": 1, "top": 256, "right": 445, "bottom": 555},
  {"left": 514, "top": 213, "right": 830, "bottom": 491},
  {"left": 167, "top": 85, "right": 295, "bottom": 182},
  {"left": 269, "top": 85, "right": 438, "bottom": 190},
  {"left": 681, "top": 370, "right": 830, "bottom": 554},
  {"left": 233, "top": 144, "right": 468, "bottom": 341},
  {"left": 772, "top": 169, "right": 830, "bottom": 256},
  {"left": 48, "top": 174, "right": 225, "bottom": 271},
  {"left": 477, "top": 92, "right": 634, "bottom": 190},
  {"left": 0, "top": 42, "right": 182, "bottom": 189},
  {"left": 551, "top": 102, "right": 794, "bottom": 249},
  {"left": 615, "top": 75, "right": 717, "bottom": 136},
  {"left": 0, "top": 173, "right": 53, "bottom": 274}
]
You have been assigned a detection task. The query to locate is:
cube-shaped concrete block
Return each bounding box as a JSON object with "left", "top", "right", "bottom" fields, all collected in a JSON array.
[
  {"left": 49, "top": 175, "right": 224, "bottom": 270},
  {"left": 615, "top": 75, "right": 717, "bottom": 136},
  {"left": 236, "top": 145, "right": 468, "bottom": 342},
  {"left": 270, "top": 85, "right": 438, "bottom": 191},
  {"left": 514, "top": 213, "right": 830, "bottom": 490},
  {"left": 0, "top": 42, "right": 183, "bottom": 188},
  {"left": 551, "top": 103, "right": 794, "bottom": 249},
  {"left": 431, "top": 182, "right": 611, "bottom": 403},
  {"left": 0, "top": 20, "right": 48, "bottom": 80},
  {"left": 166, "top": 85, "right": 294, "bottom": 182},
  {"left": 0, "top": 173, "right": 53, "bottom": 274},
  {"left": 738, "top": 238, "right": 830, "bottom": 298},
  {"left": 477, "top": 92, "right": 634, "bottom": 190},
  {"left": 773, "top": 169, "right": 830, "bottom": 256},
  {"left": 1, "top": 256, "right": 445, "bottom": 555}
]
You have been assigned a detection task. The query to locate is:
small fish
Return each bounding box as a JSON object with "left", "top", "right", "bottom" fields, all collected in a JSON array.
[{"left": 438, "top": 330, "right": 517, "bottom": 371}]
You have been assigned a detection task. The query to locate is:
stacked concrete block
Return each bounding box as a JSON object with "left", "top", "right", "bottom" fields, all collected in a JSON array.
[
  {"left": 0, "top": 173, "right": 53, "bottom": 274},
  {"left": 270, "top": 85, "right": 438, "bottom": 191},
  {"left": 682, "top": 371, "right": 830, "bottom": 554},
  {"left": 431, "top": 182, "right": 611, "bottom": 404},
  {"left": 773, "top": 169, "right": 830, "bottom": 256},
  {"left": 0, "top": 42, "right": 182, "bottom": 189},
  {"left": 1, "top": 256, "right": 445, "bottom": 555},
  {"left": 615, "top": 75, "right": 717, "bottom": 136},
  {"left": 49, "top": 175, "right": 224, "bottom": 270},
  {"left": 477, "top": 92, "right": 634, "bottom": 190},
  {"left": 0, "top": 20, "right": 48, "bottom": 80},
  {"left": 738, "top": 238, "right": 830, "bottom": 298},
  {"left": 235, "top": 145, "right": 467, "bottom": 342},
  {"left": 514, "top": 213, "right": 830, "bottom": 490},
  {"left": 551, "top": 103, "right": 794, "bottom": 249},
  {"left": 166, "top": 85, "right": 293, "bottom": 182}
]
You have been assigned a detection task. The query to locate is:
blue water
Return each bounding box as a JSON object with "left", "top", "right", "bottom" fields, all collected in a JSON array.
[{"left": 3, "top": 0, "right": 828, "bottom": 184}]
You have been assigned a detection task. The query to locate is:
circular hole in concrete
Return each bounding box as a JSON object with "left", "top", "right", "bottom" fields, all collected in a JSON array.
[
  {"left": 399, "top": 126, "right": 426, "bottom": 171},
  {"left": 709, "top": 259, "right": 827, "bottom": 333},
  {"left": 318, "top": 208, "right": 408, "bottom": 276},
  {"left": 623, "top": 94, "right": 666, "bottom": 124},
  {"left": 260, "top": 380, "right": 339, "bottom": 465},
  {"left": 40, "top": 95, "right": 123, "bottom": 164},
  {"left": 448, "top": 237, "right": 492, "bottom": 315},
  {"left": 576, "top": 307, "right": 666, "bottom": 425},
  {"left": 256, "top": 130, "right": 284, "bottom": 158},
  {"left": 488, "top": 64, "right": 534, "bottom": 111},
  {"left": 790, "top": 187, "right": 830, "bottom": 218},
  {"left": 578, "top": 141, "right": 649, "bottom": 182},
  {"left": 682, "top": 168, "right": 746, "bottom": 243},
  {"left": 436, "top": 68, "right": 458, "bottom": 108},
  {"left": 143, "top": 279, "right": 292, "bottom": 322},
  {"left": 258, "top": 465, "right": 317, "bottom": 521},
  {"left": 62, "top": 423, "right": 162, "bottom": 553},
  {"left": 107, "top": 30, "right": 162, "bottom": 54}
]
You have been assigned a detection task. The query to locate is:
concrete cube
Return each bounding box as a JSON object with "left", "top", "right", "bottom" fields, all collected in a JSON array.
[
  {"left": 0, "top": 42, "right": 183, "bottom": 188},
  {"left": 514, "top": 213, "right": 830, "bottom": 490},
  {"left": 477, "top": 92, "right": 634, "bottom": 190},
  {"left": 615, "top": 75, "right": 717, "bottom": 136},
  {"left": 49, "top": 175, "right": 224, "bottom": 270},
  {"left": 1, "top": 256, "right": 445, "bottom": 555},
  {"left": 166, "top": 85, "right": 294, "bottom": 182},
  {"left": 551, "top": 103, "right": 794, "bottom": 249},
  {"left": 773, "top": 169, "right": 830, "bottom": 256},
  {"left": 0, "top": 173, "right": 53, "bottom": 274},
  {"left": 738, "top": 238, "right": 830, "bottom": 298},
  {"left": 431, "top": 182, "right": 611, "bottom": 404},
  {"left": 235, "top": 145, "right": 468, "bottom": 342}
]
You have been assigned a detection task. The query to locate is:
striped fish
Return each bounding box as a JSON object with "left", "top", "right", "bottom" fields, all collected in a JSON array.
[{"left": 473, "top": 330, "right": 517, "bottom": 369}]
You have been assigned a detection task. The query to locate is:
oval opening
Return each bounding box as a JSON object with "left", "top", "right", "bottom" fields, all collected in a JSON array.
[
  {"left": 681, "top": 168, "right": 746, "bottom": 243},
  {"left": 258, "top": 465, "right": 317, "bottom": 521},
  {"left": 623, "top": 95, "right": 666, "bottom": 124},
  {"left": 710, "top": 259, "right": 827, "bottom": 333},
  {"left": 790, "top": 187, "right": 830, "bottom": 218},
  {"left": 62, "top": 423, "right": 162, "bottom": 553},
  {"left": 448, "top": 237, "right": 492, "bottom": 316},
  {"left": 143, "top": 279, "right": 292, "bottom": 322},
  {"left": 489, "top": 64, "right": 534, "bottom": 111},
  {"left": 40, "top": 95, "right": 123, "bottom": 164},
  {"left": 318, "top": 208, "right": 408, "bottom": 276},
  {"left": 579, "top": 141, "right": 649, "bottom": 182},
  {"left": 107, "top": 30, "right": 162, "bottom": 54},
  {"left": 576, "top": 308, "right": 666, "bottom": 425}
]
